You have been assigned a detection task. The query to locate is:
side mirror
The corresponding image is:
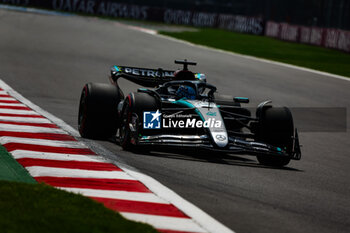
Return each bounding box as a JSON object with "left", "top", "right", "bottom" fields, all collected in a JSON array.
[{"left": 234, "top": 97, "right": 249, "bottom": 103}]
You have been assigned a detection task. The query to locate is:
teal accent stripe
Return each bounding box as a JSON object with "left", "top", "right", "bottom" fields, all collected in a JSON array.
[
  {"left": 172, "top": 99, "right": 205, "bottom": 121},
  {"left": 114, "top": 66, "right": 120, "bottom": 72}
]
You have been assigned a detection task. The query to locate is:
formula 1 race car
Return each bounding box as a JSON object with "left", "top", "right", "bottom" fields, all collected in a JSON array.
[{"left": 78, "top": 60, "right": 301, "bottom": 167}]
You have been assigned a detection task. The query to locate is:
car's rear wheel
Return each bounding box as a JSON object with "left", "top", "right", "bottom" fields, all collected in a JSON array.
[
  {"left": 78, "top": 83, "right": 121, "bottom": 139},
  {"left": 256, "top": 106, "right": 294, "bottom": 167}
]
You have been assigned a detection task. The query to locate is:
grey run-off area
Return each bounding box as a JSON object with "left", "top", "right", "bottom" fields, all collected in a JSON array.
[{"left": 0, "top": 9, "right": 349, "bottom": 233}]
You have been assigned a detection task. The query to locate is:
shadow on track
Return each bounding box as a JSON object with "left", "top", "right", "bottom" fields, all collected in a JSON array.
[
  {"left": 130, "top": 148, "right": 303, "bottom": 172},
  {"left": 104, "top": 137, "right": 302, "bottom": 171}
]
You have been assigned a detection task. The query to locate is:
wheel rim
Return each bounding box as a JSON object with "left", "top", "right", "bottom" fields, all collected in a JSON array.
[
  {"left": 78, "top": 87, "right": 88, "bottom": 131},
  {"left": 120, "top": 102, "right": 131, "bottom": 144}
]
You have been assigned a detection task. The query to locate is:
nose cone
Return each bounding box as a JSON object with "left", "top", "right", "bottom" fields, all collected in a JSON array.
[{"left": 212, "top": 132, "right": 228, "bottom": 148}]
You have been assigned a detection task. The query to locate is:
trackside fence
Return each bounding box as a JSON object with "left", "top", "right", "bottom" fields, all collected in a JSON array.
[
  {"left": 265, "top": 21, "right": 350, "bottom": 52},
  {"left": 0, "top": 0, "right": 264, "bottom": 35},
  {"left": 1, "top": 0, "right": 350, "bottom": 52}
]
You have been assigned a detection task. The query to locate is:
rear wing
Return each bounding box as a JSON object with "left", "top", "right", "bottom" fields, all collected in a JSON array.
[{"left": 110, "top": 66, "right": 206, "bottom": 87}]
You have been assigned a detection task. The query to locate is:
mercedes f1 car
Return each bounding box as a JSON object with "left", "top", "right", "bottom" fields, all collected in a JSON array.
[{"left": 78, "top": 60, "right": 301, "bottom": 167}]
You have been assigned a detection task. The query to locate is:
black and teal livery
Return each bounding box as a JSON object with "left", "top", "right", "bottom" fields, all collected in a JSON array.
[{"left": 79, "top": 60, "right": 301, "bottom": 167}]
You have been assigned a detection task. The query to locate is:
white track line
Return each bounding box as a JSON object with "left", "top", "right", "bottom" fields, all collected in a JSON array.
[
  {"left": 12, "top": 150, "right": 102, "bottom": 162},
  {"left": 3, "top": 2, "right": 347, "bottom": 82},
  {"left": 0, "top": 97, "right": 17, "bottom": 101},
  {"left": 1, "top": 76, "right": 234, "bottom": 233},
  {"left": 115, "top": 22, "right": 157, "bottom": 35},
  {"left": 0, "top": 116, "right": 51, "bottom": 123},
  {"left": 26, "top": 166, "right": 136, "bottom": 180},
  {"left": 124, "top": 167, "right": 233, "bottom": 233},
  {"left": 0, "top": 109, "right": 40, "bottom": 115},
  {"left": 0, "top": 137, "right": 86, "bottom": 148},
  {"left": 0, "top": 123, "right": 66, "bottom": 134},
  {"left": 117, "top": 23, "right": 350, "bottom": 82},
  {"left": 0, "top": 81, "right": 80, "bottom": 137},
  {"left": 0, "top": 103, "right": 26, "bottom": 107},
  {"left": 61, "top": 187, "right": 168, "bottom": 204},
  {"left": 156, "top": 34, "right": 350, "bottom": 82},
  {"left": 0, "top": 90, "right": 10, "bottom": 95},
  {"left": 121, "top": 212, "right": 207, "bottom": 233}
]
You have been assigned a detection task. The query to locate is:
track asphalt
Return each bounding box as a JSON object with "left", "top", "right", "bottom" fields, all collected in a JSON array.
[
  {"left": 0, "top": 80, "right": 226, "bottom": 233},
  {"left": 0, "top": 8, "right": 349, "bottom": 233}
]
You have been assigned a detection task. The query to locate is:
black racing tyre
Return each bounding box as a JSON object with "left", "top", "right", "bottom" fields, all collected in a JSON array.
[
  {"left": 120, "top": 92, "right": 159, "bottom": 150},
  {"left": 78, "top": 83, "right": 121, "bottom": 139},
  {"left": 257, "top": 107, "right": 294, "bottom": 167}
]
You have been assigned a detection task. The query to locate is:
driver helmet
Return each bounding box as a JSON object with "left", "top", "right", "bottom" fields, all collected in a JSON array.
[
  {"left": 174, "top": 70, "right": 195, "bottom": 80},
  {"left": 176, "top": 85, "right": 196, "bottom": 100}
]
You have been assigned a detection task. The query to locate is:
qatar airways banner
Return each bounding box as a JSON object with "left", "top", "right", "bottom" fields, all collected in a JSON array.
[
  {"left": 164, "top": 10, "right": 264, "bottom": 34},
  {"left": 265, "top": 21, "right": 350, "bottom": 52},
  {"left": 0, "top": 0, "right": 264, "bottom": 35}
]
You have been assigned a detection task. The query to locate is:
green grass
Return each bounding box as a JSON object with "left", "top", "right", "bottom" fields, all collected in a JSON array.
[
  {"left": 0, "top": 180, "right": 157, "bottom": 233},
  {"left": 0, "top": 146, "right": 36, "bottom": 183},
  {"left": 160, "top": 28, "right": 350, "bottom": 77}
]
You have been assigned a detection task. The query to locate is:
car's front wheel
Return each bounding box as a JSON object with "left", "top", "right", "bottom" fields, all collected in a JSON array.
[
  {"left": 256, "top": 106, "right": 294, "bottom": 167},
  {"left": 119, "top": 92, "right": 159, "bottom": 151},
  {"left": 119, "top": 95, "right": 137, "bottom": 150}
]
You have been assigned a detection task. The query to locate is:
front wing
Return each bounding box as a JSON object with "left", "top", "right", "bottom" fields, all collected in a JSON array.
[{"left": 137, "top": 133, "right": 301, "bottom": 160}]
